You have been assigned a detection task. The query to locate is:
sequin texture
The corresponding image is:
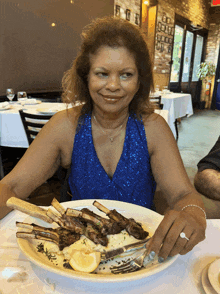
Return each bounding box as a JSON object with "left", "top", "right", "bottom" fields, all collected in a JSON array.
[{"left": 68, "top": 113, "right": 156, "bottom": 208}]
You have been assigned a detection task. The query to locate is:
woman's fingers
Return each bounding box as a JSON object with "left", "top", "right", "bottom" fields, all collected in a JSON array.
[
  {"left": 167, "top": 227, "right": 194, "bottom": 257},
  {"left": 147, "top": 210, "right": 180, "bottom": 257},
  {"left": 147, "top": 210, "right": 206, "bottom": 261}
]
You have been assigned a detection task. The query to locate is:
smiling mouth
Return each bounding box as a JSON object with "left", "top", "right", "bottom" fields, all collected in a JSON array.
[{"left": 102, "top": 95, "right": 122, "bottom": 102}]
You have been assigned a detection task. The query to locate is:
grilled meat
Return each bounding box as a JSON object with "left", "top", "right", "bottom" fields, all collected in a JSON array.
[
  {"left": 93, "top": 201, "right": 149, "bottom": 240},
  {"left": 66, "top": 207, "right": 121, "bottom": 235},
  {"left": 16, "top": 222, "right": 80, "bottom": 251}
]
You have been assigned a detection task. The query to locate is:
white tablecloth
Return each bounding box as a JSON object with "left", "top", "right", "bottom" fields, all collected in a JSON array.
[
  {"left": 0, "top": 209, "right": 219, "bottom": 294},
  {"left": 0, "top": 103, "right": 173, "bottom": 148},
  {"left": 161, "top": 93, "right": 194, "bottom": 138},
  {"left": 0, "top": 102, "right": 69, "bottom": 148}
]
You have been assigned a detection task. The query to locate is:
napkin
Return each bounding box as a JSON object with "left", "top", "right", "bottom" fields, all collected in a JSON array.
[
  {"left": 0, "top": 102, "right": 10, "bottom": 109},
  {"left": 25, "top": 98, "right": 37, "bottom": 104}
]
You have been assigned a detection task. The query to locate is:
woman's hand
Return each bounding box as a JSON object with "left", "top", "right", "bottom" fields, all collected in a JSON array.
[{"left": 146, "top": 209, "right": 206, "bottom": 262}]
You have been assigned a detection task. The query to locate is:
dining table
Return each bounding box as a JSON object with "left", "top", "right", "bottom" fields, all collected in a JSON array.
[
  {"left": 160, "top": 92, "right": 194, "bottom": 140},
  {"left": 0, "top": 101, "right": 173, "bottom": 149},
  {"left": 0, "top": 207, "right": 219, "bottom": 294}
]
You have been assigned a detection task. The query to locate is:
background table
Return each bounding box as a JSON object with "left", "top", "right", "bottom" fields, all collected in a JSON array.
[
  {"left": 0, "top": 103, "right": 174, "bottom": 149},
  {"left": 161, "top": 93, "right": 193, "bottom": 139},
  {"left": 0, "top": 102, "right": 69, "bottom": 148},
  {"left": 0, "top": 209, "right": 219, "bottom": 294}
]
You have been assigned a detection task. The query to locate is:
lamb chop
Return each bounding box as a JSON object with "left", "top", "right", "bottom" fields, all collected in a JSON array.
[
  {"left": 50, "top": 198, "right": 108, "bottom": 246},
  {"left": 16, "top": 222, "right": 80, "bottom": 251},
  {"left": 65, "top": 207, "right": 121, "bottom": 235},
  {"left": 93, "top": 201, "right": 149, "bottom": 240},
  {"left": 82, "top": 208, "right": 122, "bottom": 235}
]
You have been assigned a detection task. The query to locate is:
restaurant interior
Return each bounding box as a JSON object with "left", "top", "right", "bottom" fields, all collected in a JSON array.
[
  {"left": 1, "top": 1, "right": 220, "bottom": 293},
  {"left": 1, "top": 0, "right": 220, "bottom": 206}
]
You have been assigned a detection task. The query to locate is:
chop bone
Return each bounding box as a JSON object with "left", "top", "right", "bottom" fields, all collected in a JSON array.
[
  {"left": 16, "top": 222, "right": 80, "bottom": 250},
  {"left": 49, "top": 198, "right": 108, "bottom": 246},
  {"left": 93, "top": 201, "right": 149, "bottom": 239}
]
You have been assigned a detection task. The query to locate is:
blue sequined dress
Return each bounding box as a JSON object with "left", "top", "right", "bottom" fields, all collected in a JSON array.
[{"left": 68, "top": 113, "right": 156, "bottom": 209}]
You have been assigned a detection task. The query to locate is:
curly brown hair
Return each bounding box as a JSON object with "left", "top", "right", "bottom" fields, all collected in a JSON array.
[{"left": 62, "top": 16, "right": 155, "bottom": 119}]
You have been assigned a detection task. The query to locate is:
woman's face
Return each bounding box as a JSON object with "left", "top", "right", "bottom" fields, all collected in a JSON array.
[{"left": 87, "top": 46, "right": 140, "bottom": 115}]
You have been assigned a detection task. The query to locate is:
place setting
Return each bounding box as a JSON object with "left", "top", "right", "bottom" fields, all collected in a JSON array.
[
  {"left": 201, "top": 258, "right": 220, "bottom": 294},
  {"left": 3, "top": 197, "right": 178, "bottom": 287}
]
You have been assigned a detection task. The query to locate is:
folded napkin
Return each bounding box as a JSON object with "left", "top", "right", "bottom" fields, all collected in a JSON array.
[
  {"left": 0, "top": 102, "right": 10, "bottom": 109},
  {"left": 25, "top": 98, "right": 37, "bottom": 104}
]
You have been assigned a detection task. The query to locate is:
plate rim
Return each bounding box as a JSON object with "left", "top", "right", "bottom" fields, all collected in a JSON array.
[
  {"left": 202, "top": 264, "right": 219, "bottom": 294},
  {"left": 17, "top": 199, "right": 178, "bottom": 283},
  {"left": 208, "top": 258, "right": 220, "bottom": 294}
]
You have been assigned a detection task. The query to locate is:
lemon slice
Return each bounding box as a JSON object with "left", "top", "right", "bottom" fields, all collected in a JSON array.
[{"left": 69, "top": 250, "right": 101, "bottom": 273}]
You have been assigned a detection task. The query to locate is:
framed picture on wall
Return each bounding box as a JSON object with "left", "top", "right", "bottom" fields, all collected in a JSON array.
[
  {"left": 156, "top": 41, "right": 161, "bottom": 51},
  {"left": 115, "top": 5, "right": 120, "bottom": 17},
  {"left": 157, "top": 22, "right": 161, "bottom": 32},
  {"left": 166, "top": 17, "right": 171, "bottom": 24},
  {"left": 162, "top": 14, "right": 167, "bottom": 23},
  {"left": 168, "top": 26, "right": 172, "bottom": 35},
  {"left": 135, "top": 13, "right": 140, "bottom": 25},
  {"left": 157, "top": 34, "right": 161, "bottom": 41},
  {"left": 161, "top": 24, "right": 166, "bottom": 32},
  {"left": 126, "top": 9, "right": 131, "bottom": 21},
  {"left": 168, "top": 45, "right": 172, "bottom": 53}
]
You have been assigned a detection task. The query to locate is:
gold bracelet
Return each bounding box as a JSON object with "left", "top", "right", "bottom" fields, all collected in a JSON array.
[{"left": 181, "top": 204, "right": 206, "bottom": 219}]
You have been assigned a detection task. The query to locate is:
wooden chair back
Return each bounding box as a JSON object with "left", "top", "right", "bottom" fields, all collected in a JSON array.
[
  {"left": 19, "top": 110, "right": 53, "bottom": 145},
  {"left": 150, "top": 95, "right": 163, "bottom": 109}
]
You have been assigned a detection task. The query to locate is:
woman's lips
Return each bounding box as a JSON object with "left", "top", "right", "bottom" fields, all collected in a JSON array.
[{"left": 102, "top": 95, "right": 122, "bottom": 103}]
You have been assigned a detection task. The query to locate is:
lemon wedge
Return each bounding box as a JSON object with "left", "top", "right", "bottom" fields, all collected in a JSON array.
[{"left": 69, "top": 250, "right": 101, "bottom": 273}]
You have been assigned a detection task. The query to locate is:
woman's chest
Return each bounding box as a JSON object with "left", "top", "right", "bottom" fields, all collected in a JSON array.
[{"left": 93, "top": 134, "right": 125, "bottom": 179}]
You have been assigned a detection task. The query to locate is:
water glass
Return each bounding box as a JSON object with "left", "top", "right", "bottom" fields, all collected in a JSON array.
[{"left": 6, "top": 88, "right": 15, "bottom": 103}]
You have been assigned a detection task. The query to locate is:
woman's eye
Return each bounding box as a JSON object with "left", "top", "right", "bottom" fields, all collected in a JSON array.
[
  {"left": 120, "top": 73, "right": 133, "bottom": 79},
  {"left": 96, "top": 72, "right": 108, "bottom": 78}
]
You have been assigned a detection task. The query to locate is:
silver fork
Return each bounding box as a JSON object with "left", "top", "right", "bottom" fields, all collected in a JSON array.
[{"left": 111, "top": 249, "right": 148, "bottom": 274}]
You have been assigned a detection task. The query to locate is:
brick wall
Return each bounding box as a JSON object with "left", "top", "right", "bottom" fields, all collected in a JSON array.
[
  {"left": 207, "top": 7, "right": 220, "bottom": 66},
  {"left": 114, "top": 0, "right": 141, "bottom": 25},
  {"left": 154, "top": 0, "right": 210, "bottom": 83}
]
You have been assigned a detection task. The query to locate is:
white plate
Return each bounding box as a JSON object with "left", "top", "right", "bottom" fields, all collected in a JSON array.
[
  {"left": 202, "top": 264, "right": 219, "bottom": 294},
  {"left": 36, "top": 107, "right": 60, "bottom": 115},
  {"left": 208, "top": 259, "right": 220, "bottom": 293},
  {"left": 0, "top": 104, "right": 11, "bottom": 111},
  {"left": 22, "top": 99, "right": 41, "bottom": 105},
  {"left": 17, "top": 199, "right": 178, "bottom": 283}
]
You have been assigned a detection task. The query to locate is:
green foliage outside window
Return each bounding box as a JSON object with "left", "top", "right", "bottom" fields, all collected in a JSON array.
[{"left": 197, "top": 62, "right": 216, "bottom": 81}]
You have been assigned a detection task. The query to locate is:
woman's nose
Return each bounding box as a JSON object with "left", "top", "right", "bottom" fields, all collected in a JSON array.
[{"left": 106, "top": 75, "right": 121, "bottom": 91}]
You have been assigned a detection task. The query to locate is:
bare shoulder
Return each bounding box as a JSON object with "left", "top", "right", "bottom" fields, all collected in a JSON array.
[
  {"left": 143, "top": 112, "right": 176, "bottom": 155},
  {"left": 34, "top": 106, "right": 81, "bottom": 168}
]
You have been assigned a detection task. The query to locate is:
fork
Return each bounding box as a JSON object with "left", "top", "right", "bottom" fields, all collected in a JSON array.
[{"left": 111, "top": 248, "right": 148, "bottom": 274}]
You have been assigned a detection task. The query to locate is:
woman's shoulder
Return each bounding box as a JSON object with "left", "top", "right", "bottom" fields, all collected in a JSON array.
[
  {"left": 142, "top": 112, "right": 176, "bottom": 155},
  {"left": 49, "top": 106, "right": 81, "bottom": 132}
]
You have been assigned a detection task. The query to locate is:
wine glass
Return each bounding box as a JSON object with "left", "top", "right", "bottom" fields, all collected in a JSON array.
[
  {"left": 6, "top": 88, "right": 15, "bottom": 103},
  {"left": 17, "top": 91, "right": 28, "bottom": 108}
]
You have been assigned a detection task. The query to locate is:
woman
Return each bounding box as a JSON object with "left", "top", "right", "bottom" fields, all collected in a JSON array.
[{"left": 0, "top": 16, "right": 206, "bottom": 262}]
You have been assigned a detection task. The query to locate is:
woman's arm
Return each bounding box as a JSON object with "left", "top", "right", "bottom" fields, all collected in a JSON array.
[
  {"left": 0, "top": 109, "right": 76, "bottom": 219},
  {"left": 144, "top": 114, "right": 206, "bottom": 260}
]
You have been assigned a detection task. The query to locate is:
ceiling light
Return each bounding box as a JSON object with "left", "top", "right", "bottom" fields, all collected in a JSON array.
[{"left": 144, "top": 1, "right": 149, "bottom": 5}]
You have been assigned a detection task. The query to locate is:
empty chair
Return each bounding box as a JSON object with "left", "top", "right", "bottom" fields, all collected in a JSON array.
[
  {"left": 19, "top": 110, "right": 71, "bottom": 202},
  {"left": 19, "top": 110, "right": 53, "bottom": 145},
  {"left": 150, "top": 95, "right": 163, "bottom": 109}
]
